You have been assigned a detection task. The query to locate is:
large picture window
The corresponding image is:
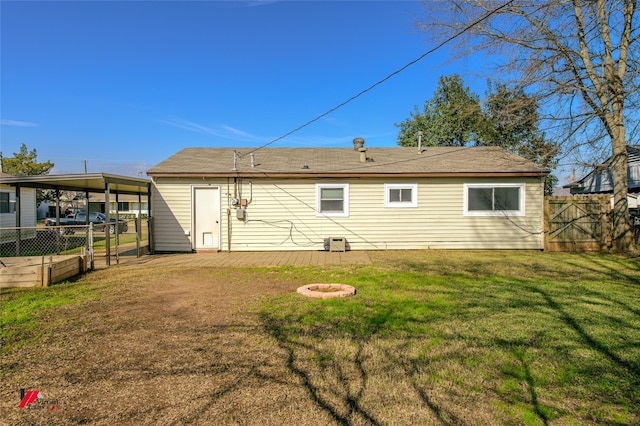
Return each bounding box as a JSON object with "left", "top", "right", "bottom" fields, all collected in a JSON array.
[
  {"left": 384, "top": 183, "right": 418, "bottom": 208},
  {"left": 316, "top": 183, "right": 349, "bottom": 217},
  {"left": 464, "top": 183, "right": 525, "bottom": 216}
]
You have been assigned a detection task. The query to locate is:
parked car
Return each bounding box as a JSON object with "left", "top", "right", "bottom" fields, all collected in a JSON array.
[{"left": 45, "top": 212, "right": 128, "bottom": 234}]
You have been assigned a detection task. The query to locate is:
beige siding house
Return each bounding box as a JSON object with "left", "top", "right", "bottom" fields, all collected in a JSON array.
[
  {"left": 1, "top": 172, "right": 37, "bottom": 244},
  {"left": 147, "top": 143, "right": 548, "bottom": 252}
]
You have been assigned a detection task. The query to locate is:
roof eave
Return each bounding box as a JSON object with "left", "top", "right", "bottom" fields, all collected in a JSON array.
[{"left": 148, "top": 171, "right": 548, "bottom": 178}]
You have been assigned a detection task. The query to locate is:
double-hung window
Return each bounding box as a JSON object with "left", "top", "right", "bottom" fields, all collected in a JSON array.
[
  {"left": 384, "top": 183, "right": 418, "bottom": 208},
  {"left": 464, "top": 183, "right": 525, "bottom": 216},
  {"left": 316, "top": 183, "right": 349, "bottom": 217},
  {"left": 0, "top": 192, "right": 15, "bottom": 214}
]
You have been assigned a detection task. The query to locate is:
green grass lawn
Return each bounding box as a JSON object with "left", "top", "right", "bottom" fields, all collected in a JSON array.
[
  {"left": 258, "top": 251, "right": 640, "bottom": 424},
  {"left": 1, "top": 250, "right": 638, "bottom": 424},
  {"left": 0, "top": 280, "right": 101, "bottom": 356}
]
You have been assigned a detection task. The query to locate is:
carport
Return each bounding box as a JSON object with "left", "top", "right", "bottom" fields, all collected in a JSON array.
[{"left": 0, "top": 173, "right": 150, "bottom": 266}]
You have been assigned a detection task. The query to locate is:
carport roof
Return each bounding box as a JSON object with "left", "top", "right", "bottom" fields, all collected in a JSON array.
[{"left": 0, "top": 173, "right": 150, "bottom": 195}]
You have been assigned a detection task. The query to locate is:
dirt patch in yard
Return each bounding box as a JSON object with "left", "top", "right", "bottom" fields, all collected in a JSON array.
[{"left": 2, "top": 265, "right": 308, "bottom": 424}]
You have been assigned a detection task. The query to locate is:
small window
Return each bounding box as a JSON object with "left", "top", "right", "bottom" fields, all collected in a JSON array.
[
  {"left": 464, "top": 183, "right": 524, "bottom": 216},
  {"left": 316, "top": 183, "right": 349, "bottom": 217},
  {"left": 385, "top": 183, "right": 418, "bottom": 208},
  {"left": 0, "top": 192, "right": 15, "bottom": 214},
  {"left": 117, "top": 202, "right": 130, "bottom": 211}
]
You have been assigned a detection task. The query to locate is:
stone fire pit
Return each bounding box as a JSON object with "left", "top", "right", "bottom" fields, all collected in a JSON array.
[{"left": 296, "top": 283, "right": 356, "bottom": 299}]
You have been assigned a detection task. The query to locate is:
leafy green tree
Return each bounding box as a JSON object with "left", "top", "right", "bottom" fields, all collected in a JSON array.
[
  {"left": 396, "top": 75, "right": 482, "bottom": 147},
  {"left": 1, "top": 143, "right": 55, "bottom": 205},
  {"left": 480, "top": 83, "right": 560, "bottom": 194},
  {"left": 1, "top": 143, "right": 54, "bottom": 176},
  {"left": 396, "top": 76, "right": 559, "bottom": 194},
  {"left": 479, "top": 83, "right": 540, "bottom": 150}
]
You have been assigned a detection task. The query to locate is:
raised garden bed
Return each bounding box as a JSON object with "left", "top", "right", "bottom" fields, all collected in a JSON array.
[{"left": 0, "top": 254, "right": 90, "bottom": 288}]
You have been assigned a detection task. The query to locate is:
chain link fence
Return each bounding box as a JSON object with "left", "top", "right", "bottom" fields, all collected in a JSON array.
[
  {"left": 0, "top": 225, "right": 93, "bottom": 257},
  {"left": 1, "top": 218, "right": 148, "bottom": 259}
]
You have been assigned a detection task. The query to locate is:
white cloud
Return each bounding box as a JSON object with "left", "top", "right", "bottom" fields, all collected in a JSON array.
[
  {"left": 0, "top": 119, "right": 39, "bottom": 127},
  {"left": 160, "top": 117, "right": 397, "bottom": 149},
  {"left": 160, "top": 118, "right": 268, "bottom": 144},
  {"left": 160, "top": 119, "right": 222, "bottom": 137},
  {"left": 237, "top": 0, "right": 285, "bottom": 7}
]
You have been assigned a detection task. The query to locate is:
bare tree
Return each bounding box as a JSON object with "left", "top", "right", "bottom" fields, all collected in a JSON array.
[{"left": 419, "top": 0, "right": 639, "bottom": 251}]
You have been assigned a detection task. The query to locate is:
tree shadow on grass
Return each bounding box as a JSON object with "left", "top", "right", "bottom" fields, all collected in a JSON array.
[
  {"left": 563, "top": 254, "right": 640, "bottom": 288},
  {"left": 526, "top": 284, "right": 640, "bottom": 379},
  {"left": 493, "top": 339, "right": 556, "bottom": 426},
  {"left": 511, "top": 347, "right": 549, "bottom": 426},
  {"left": 166, "top": 366, "right": 259, "bottom": 426},
  {"left": 259, "top": 294, "right": 474, "bottom": 425},
  {"left": 262, "top": 315, "right": 382, "bottom": 426},
  {"left": 383, "top": 342, "right": 465, "bottom": 426}
]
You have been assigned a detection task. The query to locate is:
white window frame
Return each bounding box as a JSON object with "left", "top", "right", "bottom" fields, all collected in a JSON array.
[
  {"left": 463, "top": 183, "right": 525, "bottom": 217},
  {"left": 316, "top": 183, "right": 349, "bottom": 217},
  {"left": 384, "top": 183, "right": 418, "bottom": 208},
  {"left": 0, "top": 191, "right": 16, "bottom": 215}
]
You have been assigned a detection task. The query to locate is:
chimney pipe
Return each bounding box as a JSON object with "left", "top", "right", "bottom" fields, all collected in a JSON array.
[
  {"left": 250, "top": 152, "right": 255, "bottom": 168},
  {"left": 418, "top": 131, "right": 423, "bottom": 153},
  {"left": 353, "top": 137, "right": 365, "bottom": 151},
  {"left": 359, "top": 147, "right": 368, "bottom": 163}
]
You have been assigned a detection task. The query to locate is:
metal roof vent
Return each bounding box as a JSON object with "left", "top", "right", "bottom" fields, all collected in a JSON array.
[{"left": 353, "top": 137, "right": 364, "bottom": 151}]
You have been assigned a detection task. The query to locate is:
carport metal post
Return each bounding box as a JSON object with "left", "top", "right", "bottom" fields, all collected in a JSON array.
[
  {"left": 114, "top": 191, "right": 119, "bottom": 264},
  {"left": 85, "top": 190, "right": 90, "bottom": 253},
  {"left": 105, "top": 183, "right": 110, "bottom": 266},
  {"left": 55, "top": 189, "right": 61, "bottom": 255},
  {"left": 15, "top": 184, "right": 21, "bottom": 255},
  {"left": 138, "top": 192, "right": 143, "bottom": 256},
  {"left": 85, "top": 191, "right": 90, "bottom": 224},
  {"left": 89, "top": 223, "right": 94, "bottom": 270}
]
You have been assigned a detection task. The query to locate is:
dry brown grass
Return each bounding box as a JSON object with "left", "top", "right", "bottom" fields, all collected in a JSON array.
[{"left": 2, "top": 266, "right": 338, "bottom": 425}]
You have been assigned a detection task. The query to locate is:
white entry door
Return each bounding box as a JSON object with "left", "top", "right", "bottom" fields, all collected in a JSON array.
[{"left": 193, "top": 187, "right": 220, "bottom": 251}]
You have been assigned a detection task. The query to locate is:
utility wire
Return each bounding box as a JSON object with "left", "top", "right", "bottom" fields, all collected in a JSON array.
[{"left": 245, "top": 0, "right": 516, "bottom": 156}]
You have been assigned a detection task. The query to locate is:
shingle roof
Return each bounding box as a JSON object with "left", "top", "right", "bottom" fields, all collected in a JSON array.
[
  {"left": 147, "top": 146, "right": 548, "bottom": 177},
  {"left": 571, "top": 145, "right": 640, "bottom": 193}
]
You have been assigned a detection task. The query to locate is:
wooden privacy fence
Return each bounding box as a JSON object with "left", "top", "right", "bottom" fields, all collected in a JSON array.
[{"left": 544, "top": 196, "right": 610, "bottom": 252}]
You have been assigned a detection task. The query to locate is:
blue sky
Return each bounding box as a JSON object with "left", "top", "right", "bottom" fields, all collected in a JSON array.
[{"left": 1, "top": 0, "right": 491, "bottom": 176}]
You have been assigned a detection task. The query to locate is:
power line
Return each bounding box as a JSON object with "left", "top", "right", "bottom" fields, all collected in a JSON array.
[{"left": 245, "top": 0, "right": 516, "bottom": 156}]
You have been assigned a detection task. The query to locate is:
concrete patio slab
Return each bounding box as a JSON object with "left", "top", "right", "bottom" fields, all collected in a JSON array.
[{"left": 95, "top": 249, "right": 372, "bottom": 268}]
